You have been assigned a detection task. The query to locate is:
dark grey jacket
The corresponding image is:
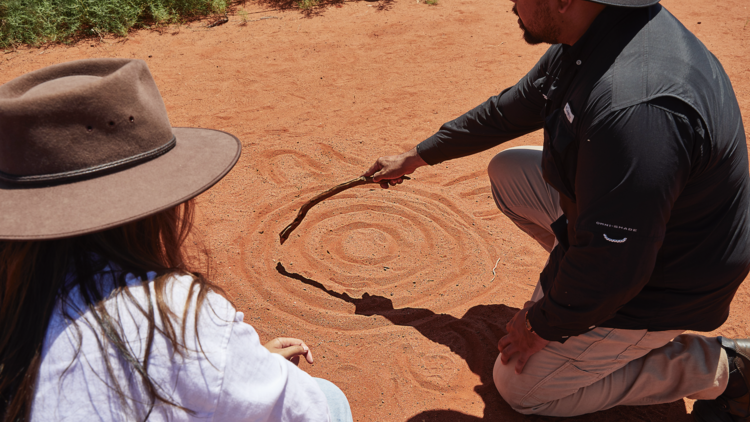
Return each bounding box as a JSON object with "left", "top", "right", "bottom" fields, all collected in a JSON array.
[{"left": 417, "top": 5, "right": 750, "bottom": 342}]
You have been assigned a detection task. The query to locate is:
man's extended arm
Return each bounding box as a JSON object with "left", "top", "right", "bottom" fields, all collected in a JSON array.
[
  {"left": 415, "top": 74, "right": 548, "bottom": 165},
  {"left": 364, "top": 50, "right": 554, "bottom": 182}
]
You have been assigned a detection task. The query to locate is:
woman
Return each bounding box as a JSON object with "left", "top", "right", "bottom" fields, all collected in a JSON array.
[{"left": 0, "top": 58, "right": 352, "bottom": 421}]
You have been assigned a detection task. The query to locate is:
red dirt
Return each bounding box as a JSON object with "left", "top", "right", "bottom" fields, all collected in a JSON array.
[{"left": 3, "top": 0, "right": 749, "bottom": 420}]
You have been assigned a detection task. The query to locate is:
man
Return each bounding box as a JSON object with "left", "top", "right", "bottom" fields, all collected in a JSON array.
[{"left": 363, "top": 0, "right": 750, "bottom": 419}]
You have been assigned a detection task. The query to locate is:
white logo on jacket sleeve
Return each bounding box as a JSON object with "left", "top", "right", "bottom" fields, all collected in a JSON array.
[
  {"left": 564, "top": 102, "right": 574, "bottom": 123},
  {"left": 603, "top": 234, "right": 627, "bottom": 243}
]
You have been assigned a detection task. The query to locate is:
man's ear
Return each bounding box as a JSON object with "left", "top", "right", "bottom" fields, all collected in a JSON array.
[{"left": 557, "top": 0, "right": 574, "bottom": 14}]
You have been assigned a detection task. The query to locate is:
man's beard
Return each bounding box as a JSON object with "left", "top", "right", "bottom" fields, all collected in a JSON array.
[{"left": 512, "top": 4, "right": 561, "bottom": 45}]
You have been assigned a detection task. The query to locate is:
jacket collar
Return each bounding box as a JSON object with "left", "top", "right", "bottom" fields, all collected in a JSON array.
[{"left": 562, "top": 6, "right": 639, "bottom": 67}]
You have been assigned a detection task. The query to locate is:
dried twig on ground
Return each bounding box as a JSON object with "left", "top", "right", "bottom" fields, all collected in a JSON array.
[
  {"left": 207, "top": 13, "right": 229, "bottom": 28},
  {"left": 279, "top": 175, "right": 411, "bottom": 244}
]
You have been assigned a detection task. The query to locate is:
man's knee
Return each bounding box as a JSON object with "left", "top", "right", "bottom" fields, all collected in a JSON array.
[
  {"left": 493, "top": 353, "right": 528, "bottom": 411},
  {"left": 493, "top": 352, "right": 559, "bottom": 415},
  {"left": 487, "top": 146, "right": 543, "bottom": 216},
  {"left": 487, "top": 146, "right": 543, "bottom": 183}
]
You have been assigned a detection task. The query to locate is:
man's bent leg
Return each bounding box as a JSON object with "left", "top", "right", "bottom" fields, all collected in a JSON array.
[
  {"left": 488, "top": 146, "right": 729, "bottom": 416},
  {"left": 494, "top": 329, "right": 728, "bottom": 417},
  {"left": 488, "top": 146, "right": 562, "bottom": 253}
]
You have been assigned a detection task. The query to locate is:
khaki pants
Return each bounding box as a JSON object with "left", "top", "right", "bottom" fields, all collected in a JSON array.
[{"left": 488, "top": 146, "right": 729, "bottom": 417}]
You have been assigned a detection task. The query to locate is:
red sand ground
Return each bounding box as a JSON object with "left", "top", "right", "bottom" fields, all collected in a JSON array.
[{"left": 2, "top": 0, "right": 749, "bottom": 420}]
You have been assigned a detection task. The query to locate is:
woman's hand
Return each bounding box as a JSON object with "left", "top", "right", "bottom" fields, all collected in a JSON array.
[{"left": 263, "top": 337, "right": 314, "bottom": 366}]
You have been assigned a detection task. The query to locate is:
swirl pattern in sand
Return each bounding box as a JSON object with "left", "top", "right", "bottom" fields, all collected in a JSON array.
[{"left": 238, "top": 147, "right": 507, "bottom": 331}]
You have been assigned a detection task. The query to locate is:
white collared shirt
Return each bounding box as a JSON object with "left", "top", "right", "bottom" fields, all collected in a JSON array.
[{"left": 31, "top": 271, "right": 330, "bottom": 421}]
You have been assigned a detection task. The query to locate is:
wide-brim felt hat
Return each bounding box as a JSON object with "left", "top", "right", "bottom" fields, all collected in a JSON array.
[
  {"left": 0, "top": 58, "right": 241, "bottom": 240},
  {"left": 586, "top": 0, "right": 660, "bottom": 7}
]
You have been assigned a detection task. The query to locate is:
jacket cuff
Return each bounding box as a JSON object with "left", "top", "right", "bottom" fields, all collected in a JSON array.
[
  {"left": 527, "top": 303, "right": 591, "bottom": 343},
  {"left": 416, "top": 135, "right": 447, "bottom": 166}
]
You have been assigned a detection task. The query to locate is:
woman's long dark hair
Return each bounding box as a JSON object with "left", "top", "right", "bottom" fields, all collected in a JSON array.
[{"left": 0, "top": 199, "right": 228, "bottom": 421}]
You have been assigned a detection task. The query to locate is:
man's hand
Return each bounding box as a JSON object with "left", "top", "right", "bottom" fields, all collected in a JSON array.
[
  {"left": 363, "top": 147, "right": 427, "bottom": 189},
  {"left": 264, "top": 337, "right": 314, "bottom": 366},
  {"left": 498, "top": 302, "right": 550, "bottom": 374}
]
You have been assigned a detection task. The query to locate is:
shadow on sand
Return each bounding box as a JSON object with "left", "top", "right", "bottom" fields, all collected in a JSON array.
[{"left": 276, "top": 262, "right": 691, "bottom": 421}]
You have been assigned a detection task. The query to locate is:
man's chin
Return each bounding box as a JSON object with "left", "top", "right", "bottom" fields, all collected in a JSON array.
[{"left": 522, "top": 30, "right": 547, "bottom": 45}]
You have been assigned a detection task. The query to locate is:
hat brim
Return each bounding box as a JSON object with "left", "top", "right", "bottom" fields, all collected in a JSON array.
[{"left": 0, "top": 127, "right": 241, "bottom": 240}]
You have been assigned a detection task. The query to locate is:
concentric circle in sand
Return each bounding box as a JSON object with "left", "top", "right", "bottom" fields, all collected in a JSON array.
[{"left": 238, "top": 150, "right": 504, "bottom": 332}]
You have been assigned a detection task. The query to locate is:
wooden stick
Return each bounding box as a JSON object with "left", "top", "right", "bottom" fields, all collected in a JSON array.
[{"left": 279, "top": 175, "right": 411, "bottom": 245}]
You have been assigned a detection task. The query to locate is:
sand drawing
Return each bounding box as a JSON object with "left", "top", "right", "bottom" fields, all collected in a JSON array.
[{"left": 241, "top": 148, "right": 505, "bottom": 327}]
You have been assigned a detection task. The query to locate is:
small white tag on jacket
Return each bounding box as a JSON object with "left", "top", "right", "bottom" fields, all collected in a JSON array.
[{"left": 564, "top": 102, "right": 574, "bottom": 123}]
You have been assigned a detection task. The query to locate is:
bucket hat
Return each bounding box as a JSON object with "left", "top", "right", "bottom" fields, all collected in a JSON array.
[
  {"left": 587, "top": 0, "right": 659, "bottom": 7},
  {"left": 0, "top": 58, "right": 241, "bottom": 240}
]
